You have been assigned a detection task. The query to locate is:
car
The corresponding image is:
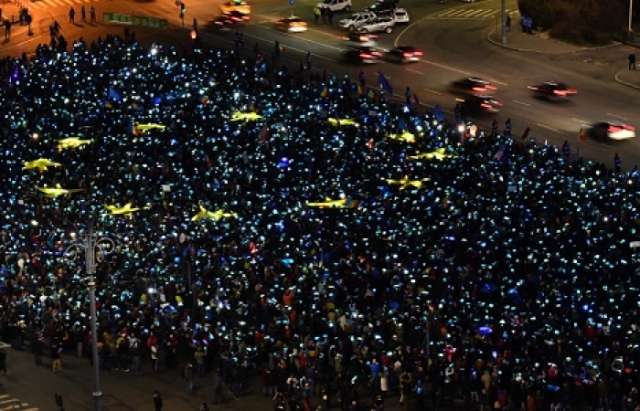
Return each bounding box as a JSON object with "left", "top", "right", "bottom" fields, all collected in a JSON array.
[
  {"left": 342, "top": 32, "right": 378, "bottom": 47},
  {"left": 357, "top": 16, "right": 395, "bottom": 33},
  {"left": 589, "top": 122, "right": 636, "bottom": 141},
  {"left": 343, "top": 46, "right": 383, "bottom": 64},
  {"left": 339, "top": 11, "right": 376, "bottom": 30},
  {"left": 275, "top": 16, "right": 308, "bottom": 32},
  {"left": 377, "top": 8, "right": 409, "bottom": 23},
  {"left": 385, "top": 46, "right": 423, "bottom": 63},
  {"left": 220, "top": 0, "right": 251, "bottom": 16},
  {"left": 528, "top": 82, "right": 577, "bottom": 100},
  {"left": 366, "top": 0, "right": 398, "bottom": 13},
  {"left": 317, "top": 0, "right": 352, "bottom": 13},
  {"left": 212, "top": 12, "right": 248, "bottom": 31},
  {"left": 460, "top": 95, "right": 503, "bottom": 116},
  {"left": 450, "top": 77, "right": 497, "bottom": 96}
]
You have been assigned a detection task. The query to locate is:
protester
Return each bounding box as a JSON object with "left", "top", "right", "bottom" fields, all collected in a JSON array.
[{"left": 0, "top": 35, "right": 639, "bottom": 411}]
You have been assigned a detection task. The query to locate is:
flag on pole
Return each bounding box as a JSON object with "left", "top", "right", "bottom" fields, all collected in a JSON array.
[{"left": 378, "top": 72, "right": 393, "bottom": 94}]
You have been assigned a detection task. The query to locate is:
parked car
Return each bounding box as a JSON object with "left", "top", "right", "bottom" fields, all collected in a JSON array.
[
  {"left": 377, "top": 8, "right": 409, "bottom": 23},
  {"left": 366, "top": 0, "right": 398, "bottom": 13},
  {"left": 317, "top": 0, "right": 352, "bottom": 13},
  {"left": 385, "top": 46, "right": 423, "bottom": 63},
  {"left": 357, "top": 16, "right": 395, "bottom": 34},
  {"left": 339, "top": 11, "right": 376, "bottom": 30}
]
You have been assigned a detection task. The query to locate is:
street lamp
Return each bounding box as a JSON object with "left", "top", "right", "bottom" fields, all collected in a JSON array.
[
  {"left": 629, "top": 0, "right": 635, "bottom": 36},
  {"left": 64, "top": 226, "right": 116, "bottom": 411}
]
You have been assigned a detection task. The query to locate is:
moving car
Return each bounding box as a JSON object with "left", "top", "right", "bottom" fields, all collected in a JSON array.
[
  {"left": 589, "top": 122, "right": 636, "bottom": 141},
  {"left": 460, "top": 95, "right": 503, "bottom": 116},
  {"left": 357, "top": 16, "right": 395, "bottom": 34},
  {"left": 528, "top": 82, "right": 577, "bottom": 100},
  {"left": 275, "top": 16, "right": 308, "bottom": 32},
  {"left": 450, "top": 77, "right": 498, "bottom": 96},
  {"left": 317, "top": 0, "right": 352, "bottom": 12},
  {"left": 343, "top": 46, "right": 383, "bottom": 64},
  {"left": 385, "top": 46, "right": 423, "bottom": 63},
  {"left": 339, "top": 11, "right": 376, "bottom": 30},
  {"left": 220, "top": 0, "right": 251, "bottom": 16},
  {"left": 213, "top": 11, "right": 249, "bottom": 31},
  {"left": 342, "top": 32, "right": 378, "bottom": 47}
]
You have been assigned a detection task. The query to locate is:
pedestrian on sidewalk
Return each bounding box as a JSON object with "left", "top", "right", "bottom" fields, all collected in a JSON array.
[
  {"left": 506, "top": 15, "right": 511, "bottom": 32},
  {"left": 81, "top": 5, "right": 86, "bottom": 22},
  {"left": 153, "top": 390, "right": 163, "bottom": 411},
  {"left": 26, "top": 12, "right": 32, "bottom": 35},
  {"left": 328, "top": 8, "right": 333, "bottom": 25},
  {"left": 69, "top": 7, "right": 75, "bottom": 24},
  {"left": 629, "top": 53, "right": 636, "bottom": 71},
  {"left": 4, "top": 19, "right": 11, "bottom": 40},
  {"left": 51, "top": 342, "right": 63, "bottom": 373},
  {"left": 313, "top": 6, "right": 320, "bottom": 24},
  {"left": 0, "top": 348, "right": 7, "bottom": 375},
  {"left": 90, "top": 6, "right": 96, "bottom": 24},
  {"left": 54, "top": 393, "right": 65, "bottom": 411}
]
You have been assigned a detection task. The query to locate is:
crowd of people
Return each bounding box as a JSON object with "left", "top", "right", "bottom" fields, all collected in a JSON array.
[{"left": 0, "top": 34, "right": 640, "bottom": 411}]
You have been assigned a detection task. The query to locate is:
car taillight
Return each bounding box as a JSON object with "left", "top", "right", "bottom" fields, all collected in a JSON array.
[
  {"left": 485, "top": 84, "right": 497, "bottom": 91},
  {"left": 553, "top": 90, "right": 567, "bottom": 96},
  {"left": 403, "top": 52, "right": 412, "bottom": 57},
  {"left": 480, "top": 103, "right": 492, "bottom": 110},
  {"left": 566, "top": 88, "right": 577, "bottom": 94},
  {"left": 472, "top": 86, "right": 485, "bottom": 92},
  {"left": 413, "top": 51, "right": 423, "bottom": 56},
  {"left": 360, "top": 53, "right": 373, "bottom": 59},
  {"left": 609, "top": 124, "right": 635, "bottom": 133}
]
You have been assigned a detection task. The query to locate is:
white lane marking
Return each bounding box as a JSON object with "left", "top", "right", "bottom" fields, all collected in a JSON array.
[
  {"left": 437, "top": 9, "right": 464, "bottom": 17},
  {"left": 462, "top": 10, "right": 485, "bottom": 17},
  {"left": 406, "top": 67, "right": 424, "bottom": 75},
  {"left": 536, "top": 123, "right": 561, "bottom": 133},
  {"left": 513, "top": 100, "right": 531, "bottom": 107},
  {"left": 607, "top": 112, "right": 628, "bottom": 121},
  {"left": 424, "top": 87, "right": 444, "bottom": 96}
]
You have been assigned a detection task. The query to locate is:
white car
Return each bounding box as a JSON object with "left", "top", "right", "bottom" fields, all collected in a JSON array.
[
  {"left": 377, "top": 8, "right": 409, "bottom": 23},
  {"left": 357, "top": 16, "right": 395, "bottom": 34},
  {"left": 339, "top": 11, "right": 376, "bottom": 30},
  {"left": 317, "top": 0, "right": 352, "bottom": 13}
]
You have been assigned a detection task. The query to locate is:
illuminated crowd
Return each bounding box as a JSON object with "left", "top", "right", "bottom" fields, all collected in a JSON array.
[{"left": 1, "top": 35, "right": 640, "bottom": 411}]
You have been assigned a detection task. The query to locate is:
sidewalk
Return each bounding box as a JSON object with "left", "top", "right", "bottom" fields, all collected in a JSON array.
[
  {"left": 615, "top": 67, "right": 640, "bottom": 89},
  {"left": 488, "top": 27, "right": 605, "bottom": 54}
]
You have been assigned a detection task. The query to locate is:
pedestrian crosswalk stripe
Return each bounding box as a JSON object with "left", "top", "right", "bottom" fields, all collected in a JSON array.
[
  {"left": 0, "top": 395, "right": 38, "bottom": 411},
  {"left": 432, "top": 8, "right": 510, "bottom": 19}
]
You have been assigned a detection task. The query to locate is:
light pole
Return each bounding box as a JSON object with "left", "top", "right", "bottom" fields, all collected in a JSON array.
[
  {"left": 65, "top": 226, "right": 116, "bottom": 411},
  {"left": 500, "top": 0, "right": 507, "bottom": 45},
  {"left": 630, "top": 0, "right": 635, "bottom": 36}
]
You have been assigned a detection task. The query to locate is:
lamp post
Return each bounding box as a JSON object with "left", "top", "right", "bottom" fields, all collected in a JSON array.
[
  {"left": 500, "top": 0, "right": 507, "bottom": 45},
  {"left": 65, "top": 226, "right": 116, "bottom": 411},
  {"left": 630, "top": 0, "right": 635, "bottom": 36}
]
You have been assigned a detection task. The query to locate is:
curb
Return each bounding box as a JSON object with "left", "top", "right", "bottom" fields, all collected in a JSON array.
[
  {"left": 614, "top": 68, "right": 640, "bottom": 90},
  {"left": 487, "top": 28, "right": 621, "bottom": 55}
]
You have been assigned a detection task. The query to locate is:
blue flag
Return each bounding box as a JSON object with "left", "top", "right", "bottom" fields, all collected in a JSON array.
[
  {"left": 107, "top": 86, "right": 122, "bottom": 102},
  {"left": 377, "top": 72, "right": 393, "bottom": 94}
]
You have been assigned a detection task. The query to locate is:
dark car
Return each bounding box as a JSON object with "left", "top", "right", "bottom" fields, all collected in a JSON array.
[
  {"left": 386, "top": 46, "right": 423, "bottom": 63},
  {"left": 589, "top": 122, "right": 636, "bottom": 142},
  {"left": 528, "top": 82, "right": 577, "bottom": 100},
  {"left": 343, "top": 46, "right": 383, "bottom": 64},
  {"left": 366, "top": 0, "right": 398, "bottom": 12},
  {"left": 460, "top": 95, "right": 503, "bottom": 116},
  {"left": 450, "top": 77, "right": 497, "bottom": 96}
]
